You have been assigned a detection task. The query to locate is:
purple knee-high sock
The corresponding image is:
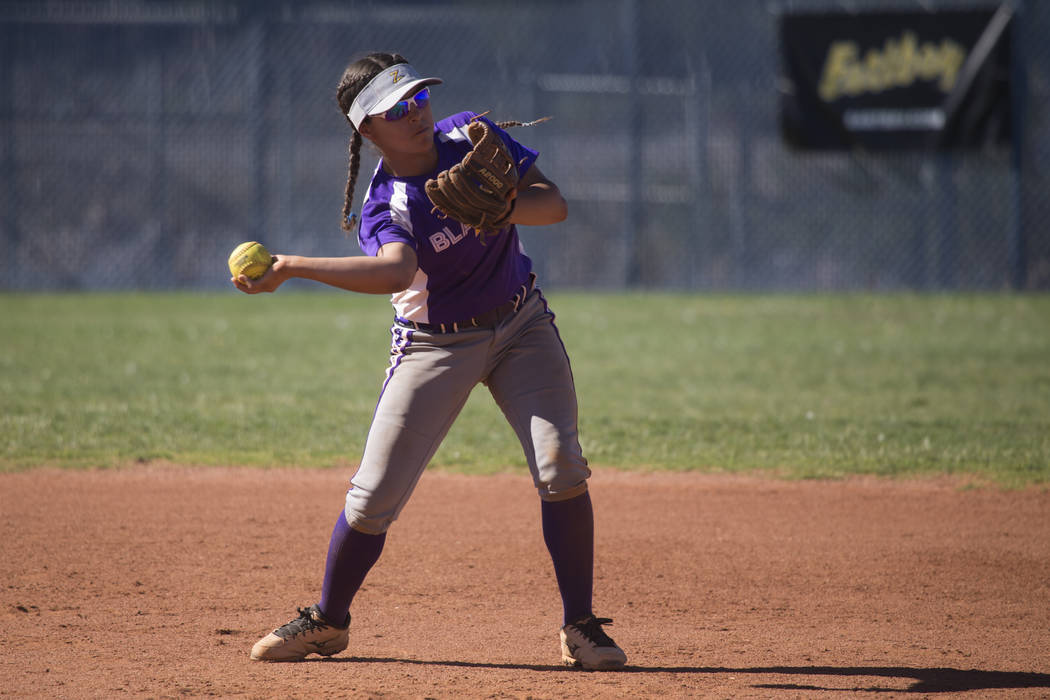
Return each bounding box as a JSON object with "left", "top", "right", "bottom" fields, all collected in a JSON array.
[
  {"left": 317, "top": 509, "right": 385, "bottom": 625},
  {"left": 541, "top": 490, "right": 595, "bottom": 626}
]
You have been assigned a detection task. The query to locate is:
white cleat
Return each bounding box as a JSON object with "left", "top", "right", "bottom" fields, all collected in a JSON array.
[
  {"left": 250, "top": 605, "right": 350, "bottom": 662},
  {"left": 560, "top": 615, "right": 627, "bottom": 670}
]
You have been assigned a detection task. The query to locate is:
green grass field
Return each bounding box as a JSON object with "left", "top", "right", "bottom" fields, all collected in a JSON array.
[{"left": 2, "top": 292, "right": 1048, "bottom": 486}]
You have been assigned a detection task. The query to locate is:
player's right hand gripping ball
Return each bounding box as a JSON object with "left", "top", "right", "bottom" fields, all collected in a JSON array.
[
  {"left": 425, "top": 116, "right": 519, "bottom": 237},
  {"left": 228, "top": 241, "right": 274, "bottom": 280}
]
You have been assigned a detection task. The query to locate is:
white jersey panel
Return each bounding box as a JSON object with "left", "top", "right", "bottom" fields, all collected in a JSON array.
[{"left": 390, "top": 267, "right": 431, "bottom": 323}]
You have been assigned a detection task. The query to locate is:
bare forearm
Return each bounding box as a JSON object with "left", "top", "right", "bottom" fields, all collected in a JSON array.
[{"left": 276, "top": 256, "right": 407, "bottom": 293}]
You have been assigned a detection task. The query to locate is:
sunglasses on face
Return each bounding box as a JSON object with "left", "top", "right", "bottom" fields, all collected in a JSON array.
[{"left": 383, "top": 88, "right": 431, "bottom": 121}]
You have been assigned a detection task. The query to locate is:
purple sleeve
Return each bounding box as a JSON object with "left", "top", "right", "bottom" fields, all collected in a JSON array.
[
  {"left": 357, "top": 174, "right": 419, "bottom": 257},
  {"left": 357, "top": 216, "right": 416, "bottom": 257}
]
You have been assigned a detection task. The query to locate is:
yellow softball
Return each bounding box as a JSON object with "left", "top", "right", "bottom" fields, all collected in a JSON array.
[{"left": 228, "top": 241, "right": 274, "bottom": 280}]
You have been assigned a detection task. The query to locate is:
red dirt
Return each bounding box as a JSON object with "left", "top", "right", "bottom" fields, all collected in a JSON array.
[{"left": 2, "top": 465, "right": 1049, "bottom": 699}]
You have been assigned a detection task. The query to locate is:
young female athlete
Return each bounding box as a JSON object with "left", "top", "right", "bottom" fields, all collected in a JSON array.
[{"left": 233, "top": 51, "right": 626, "bottom": 671}]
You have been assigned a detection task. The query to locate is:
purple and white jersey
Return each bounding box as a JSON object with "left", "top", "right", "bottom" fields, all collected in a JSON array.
[{"left": 358, "top": 112, "right": 539, "bottom": 325}]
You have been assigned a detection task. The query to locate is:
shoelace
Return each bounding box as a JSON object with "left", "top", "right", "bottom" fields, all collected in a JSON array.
[
  {"left": 571, "top": 616, "right": 617, "bottom": 647},
  {"left": 275, "top": 607, "right": 327, "bottom": 638}
]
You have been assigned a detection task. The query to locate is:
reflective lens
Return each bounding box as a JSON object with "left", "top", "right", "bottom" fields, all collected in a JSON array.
[{"left": 383, "top": 88, "right": 430, "bottom": 122}]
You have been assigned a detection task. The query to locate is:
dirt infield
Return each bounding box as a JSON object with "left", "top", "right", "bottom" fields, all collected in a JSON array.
[{"left": 2, "top": 466, "right": 1049, "bottom": 699}]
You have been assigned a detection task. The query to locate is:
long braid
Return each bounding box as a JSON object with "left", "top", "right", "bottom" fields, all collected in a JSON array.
[
  {"left": 474, "top": 110, "right": 553, "bottom": 130},
  {"left": 341, "top": 131, "right": 363, "bottom": 232},
  {"left": 495, "top": 116, "right": 553, "bottom": 129}
]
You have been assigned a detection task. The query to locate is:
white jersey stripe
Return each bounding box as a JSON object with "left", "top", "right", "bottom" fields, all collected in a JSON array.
[
  {"left": 389, "top": 181, "right": 412, "bottom": 233},
  {"left": 438, "top": 123, "right": 471, "bottom": 144}
]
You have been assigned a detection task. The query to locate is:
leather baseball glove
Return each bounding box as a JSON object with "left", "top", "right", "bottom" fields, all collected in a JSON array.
[{"left": 425, "top": 116, "right": 519, "bottom": 237}]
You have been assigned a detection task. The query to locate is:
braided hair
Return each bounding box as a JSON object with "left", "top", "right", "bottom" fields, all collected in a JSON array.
[{"left": 492, "top": 116, "right": 552, "bottom": 129}]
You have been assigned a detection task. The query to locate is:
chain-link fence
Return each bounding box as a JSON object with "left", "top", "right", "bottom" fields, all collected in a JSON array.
[{"left": 2, "top": 0, "right": 1047, "bottom": 291}]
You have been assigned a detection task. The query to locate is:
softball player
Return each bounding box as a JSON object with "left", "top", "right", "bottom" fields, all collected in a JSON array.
[{"left": 233, "top": 52, "right": 626, "bottom": 670}]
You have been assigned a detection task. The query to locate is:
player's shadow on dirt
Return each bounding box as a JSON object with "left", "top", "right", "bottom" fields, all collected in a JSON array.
[
  {"left": 739, "top": 666, "right": 1050, "bottom": 693},
  {"left": 336, "top": 658, "right": 1049, "bottom": 693}
]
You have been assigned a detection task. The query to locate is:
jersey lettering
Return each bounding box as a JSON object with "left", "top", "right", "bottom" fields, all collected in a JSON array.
[{"left": 428, "top": 225, "right": 469, "bottom": 252}]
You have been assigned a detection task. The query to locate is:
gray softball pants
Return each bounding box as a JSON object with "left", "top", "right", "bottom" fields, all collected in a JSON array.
[{"left": 344, "top": 288, "right": 591, "bottom": 534}]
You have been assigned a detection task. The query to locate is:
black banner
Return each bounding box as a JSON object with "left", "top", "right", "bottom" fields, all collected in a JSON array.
[{"left": 779, "top": 7, "right": 1012, "bottom": 150}]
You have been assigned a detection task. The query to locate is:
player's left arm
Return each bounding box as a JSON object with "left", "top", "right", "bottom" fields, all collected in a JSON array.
[{"left": 503, "top": 164, "right": 567, "bottom": 227}]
